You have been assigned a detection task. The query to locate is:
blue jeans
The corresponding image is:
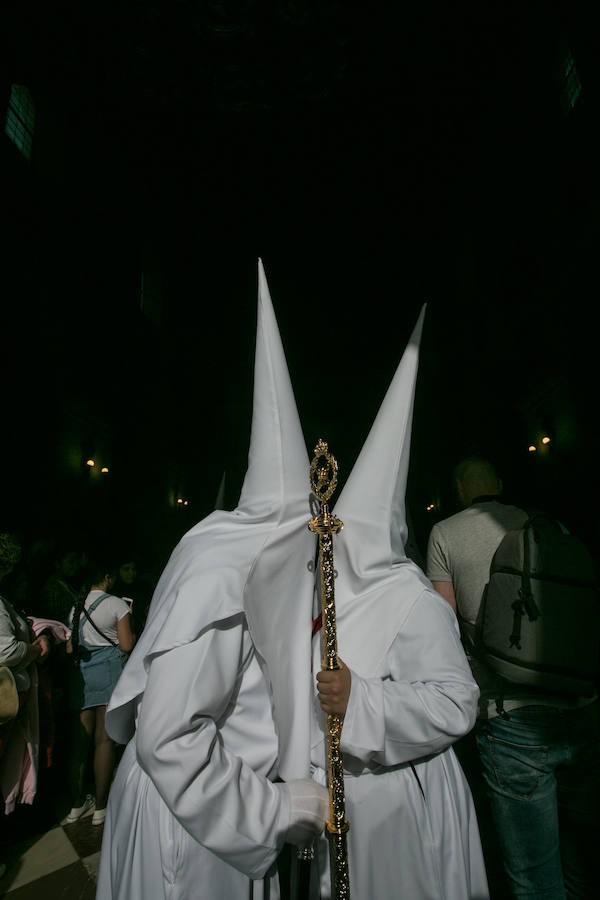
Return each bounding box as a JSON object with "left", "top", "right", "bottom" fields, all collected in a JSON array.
[{"left": 476, "top": 702, "right": 600, "bottom": 899}]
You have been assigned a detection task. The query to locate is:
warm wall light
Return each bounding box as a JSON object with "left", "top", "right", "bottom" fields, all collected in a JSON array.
[
  {"left": 184, "top": 501, "right": 189, "bottom": 506},
  {"left": 101, "top": 467, "right": 109, "bottom": 473},
  {"left": 528, "top": 445, "right": 536, "bottom": 453},
  {"left": 542, "top": 436, "right": 551, "bottom": 445},
  {"left": 86, "top": 459, "right": 95, "bottom": 467},
  {"left": 426, "top": 504, "right": 435, "bottom": 511},
  {"left": 177, "top": 498, "right": 183, "bottom": 504}
]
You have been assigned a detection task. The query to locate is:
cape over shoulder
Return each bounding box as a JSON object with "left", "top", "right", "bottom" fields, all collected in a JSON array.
[
  {"left": 334, "top": 565, "right": 434, "bottom": 679},
  {"left": 106, "top": 511, "right": 273, "bottom": 745}
]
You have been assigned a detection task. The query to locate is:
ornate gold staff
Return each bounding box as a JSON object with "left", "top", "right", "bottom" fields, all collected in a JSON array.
[{"left": 309, "top": 439, "right": 350, "bottom": 900}]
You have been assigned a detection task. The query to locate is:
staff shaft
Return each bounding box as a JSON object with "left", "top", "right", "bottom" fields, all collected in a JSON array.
[
  {"left": 318, "top": 531, "right": 350, "bottom": 900},
  {"left": 308, "top": 439, "right": 350, "bottom": 900}
]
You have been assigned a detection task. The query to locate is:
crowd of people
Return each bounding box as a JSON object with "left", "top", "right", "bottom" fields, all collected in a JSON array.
[{"left": 0, "top": 531, "right": 154, "bottom": 866}]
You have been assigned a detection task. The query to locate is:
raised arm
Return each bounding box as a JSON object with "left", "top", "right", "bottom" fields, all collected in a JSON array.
[{"left": 339, "top": 590, "right": 478, "bottom": 767}]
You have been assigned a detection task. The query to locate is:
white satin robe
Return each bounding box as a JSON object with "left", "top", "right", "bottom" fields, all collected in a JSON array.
[
  {"left": 96, "top": 614, "right": 290, "bottom": 900},
  {"left": 310, "top": 589, "right": 489, "bottom": 900}
]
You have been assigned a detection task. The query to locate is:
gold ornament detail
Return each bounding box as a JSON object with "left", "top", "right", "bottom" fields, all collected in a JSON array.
[
  {"left": 309, "top": 439, "right": 339, "bottom": 504},
  {"left": 309, "top": 441, "right": 344, "bottom": 541}
]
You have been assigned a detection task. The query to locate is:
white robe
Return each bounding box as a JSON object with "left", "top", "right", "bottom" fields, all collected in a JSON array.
[
  {"left": 97, "top": 614, "right": 290, "bottom": 900},
  {"left": 310, "top": 589, "right": 489, "bottom": 900}
]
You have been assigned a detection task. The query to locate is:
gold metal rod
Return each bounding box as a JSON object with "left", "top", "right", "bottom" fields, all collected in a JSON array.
[{"left": 308, "top": 440, "right": 350, "bottom": 900}]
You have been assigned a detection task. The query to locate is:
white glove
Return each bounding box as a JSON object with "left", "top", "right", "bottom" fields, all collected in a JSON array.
[{"left": 283, "top": 778, "right": 329, "bottom": 848}]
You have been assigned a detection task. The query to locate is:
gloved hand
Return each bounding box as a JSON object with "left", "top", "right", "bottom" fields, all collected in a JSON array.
[{"left": 283, "top": 778, "right": 329, "bottom": 847}]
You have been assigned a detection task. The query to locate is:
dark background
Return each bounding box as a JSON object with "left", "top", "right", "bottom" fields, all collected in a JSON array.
[{"left": 2, "top": 1, "right": 598, "bottom": 577}]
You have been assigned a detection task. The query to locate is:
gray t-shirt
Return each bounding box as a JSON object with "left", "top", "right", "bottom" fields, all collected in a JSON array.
[
  {"left": 426, "top": 500, "right": 592, "bottom": 717},
  {"left": 427, "top": 501, "right": 528, "bottom": 629}
]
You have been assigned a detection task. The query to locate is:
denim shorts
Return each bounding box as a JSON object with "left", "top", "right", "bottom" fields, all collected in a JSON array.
[{"left": 70, "top": 645, "right": 128, "bottom": 710}]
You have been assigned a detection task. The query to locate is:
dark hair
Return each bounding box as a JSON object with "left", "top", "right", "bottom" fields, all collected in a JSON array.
[
  {"left": 116, "top": 552, "right": 137, "bottom": 566},
  {"left": 81, "top": 557, "right": 118, "bottom": 592},
  {"left": 452, "top": 455, "right": 500, "bottom": 488}
]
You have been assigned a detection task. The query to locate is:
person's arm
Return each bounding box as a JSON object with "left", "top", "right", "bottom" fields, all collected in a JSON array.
[
  {"left": 431, "top": 579, "right": 457, "bottom": 613},
  {"left": 19, "top": 638, "right": 45, "bottom": 666},
  {"left": 34, "top": 635, "right": 51, "bottom": 661},
  {"left": 29, "top": 623, "right": 53, "bottom": 660},
  {"left": 136, "top": 617, "right": 324, "bottom": 878},
  {"left": 339, "top": 590, "right": 479, "bottom": 768},
  {"left": 0, "top": 603, "right": 44, "bottom": 667},
  {"left": 426, "top": 524, "right": 457, "bottom": 612},
  {"left": 116, "top": 612, "right": 135, "bottom": 653}
]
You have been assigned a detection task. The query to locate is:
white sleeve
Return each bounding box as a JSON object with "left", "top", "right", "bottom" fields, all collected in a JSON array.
[
  {"left": 108, "top": 595, "right": 132, "bottom": 621},
  {"left": 340, "top": 591, "right": 478, "bottom": 767},
  {"left": 135, "top": 616, "right": 290, "bottom": 879}
]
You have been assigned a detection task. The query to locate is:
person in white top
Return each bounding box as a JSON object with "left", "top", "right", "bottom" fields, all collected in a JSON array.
[{"left": 66, "top": 559, "right": 134, "bottom": 826}]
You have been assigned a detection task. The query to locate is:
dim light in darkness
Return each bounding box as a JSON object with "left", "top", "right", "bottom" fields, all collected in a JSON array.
[
  {"left": 542, "top": 436, "right": 551, "bottom": 445},
  {"left": 528, "top": 446, "right": 536, "bottom": 453},
  {"left": 86, "top": 459, "right": 95, "bottom": 467},
  {"left": 101, "top": 467, "right": 109, "bottom": 473}
]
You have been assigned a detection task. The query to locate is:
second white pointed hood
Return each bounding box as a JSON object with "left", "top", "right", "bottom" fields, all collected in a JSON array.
[{"left": 331, "top": 306, "right": 431, "bottom": 677}]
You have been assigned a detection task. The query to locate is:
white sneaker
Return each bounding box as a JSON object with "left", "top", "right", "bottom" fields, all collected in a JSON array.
[
  {"left": 66, "top": 795, "right": 95, "bottom": 823},
  {"left": 92, "top": 808, "right": 106, "bottom": 826}
]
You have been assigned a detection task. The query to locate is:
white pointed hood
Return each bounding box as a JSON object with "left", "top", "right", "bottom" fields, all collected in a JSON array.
[
  {"left": 242, "top": 261, "right": 314, "bottom": 780},
  {"left": 107, "top": 260, "right": 314, "bottom": 780},
  {"left": 331, "top": 305, "right": 431, "bottom": 677},
  {"left": 237, "top": 260, "right": 308, "bottom": 521}
]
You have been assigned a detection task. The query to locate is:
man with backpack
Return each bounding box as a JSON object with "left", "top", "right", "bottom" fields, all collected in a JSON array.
[{"left": 426, "top": 455, "right": 600, "bottom": 899}]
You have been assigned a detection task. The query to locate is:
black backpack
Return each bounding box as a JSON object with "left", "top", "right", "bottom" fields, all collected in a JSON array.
[{"left": 476, "top": 511, "right": 600, "bottom": 696}]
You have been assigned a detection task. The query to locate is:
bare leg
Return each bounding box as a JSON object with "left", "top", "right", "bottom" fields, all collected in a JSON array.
[
  {"left": 93, "top": 705, "right": 116, "bottom": 810},
  {"left": 69, "top": 708, "right": 95, "bottom": 807}
]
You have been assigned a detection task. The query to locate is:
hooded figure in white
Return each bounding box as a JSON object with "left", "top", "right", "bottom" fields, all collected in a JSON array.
[
  {"left": 96, "top": 260, "right": 329, "bottom": 900},
  {"left": 310, "top": 308, "right": 489, "bottom": 899}
]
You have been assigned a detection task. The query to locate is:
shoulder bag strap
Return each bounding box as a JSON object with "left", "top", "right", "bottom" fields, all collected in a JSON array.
[{"left": 80, "top": 593, "right": 119, "bottom": 648}]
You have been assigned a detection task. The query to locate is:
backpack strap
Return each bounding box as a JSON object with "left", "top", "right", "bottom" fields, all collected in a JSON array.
[
  {"left": 79, "top": 593, "right": 119, "bottom": 648},
  {"left": 494, "top": 682, "right": 508, "bottom": 718},
  {"left": 508, "top": 516, "right": 542, "bottom": 649}
]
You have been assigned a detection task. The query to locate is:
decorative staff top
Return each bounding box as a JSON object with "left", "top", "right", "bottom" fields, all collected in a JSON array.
[{"left": 309, "top": 440, "right": 344, "bottom": 536}]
